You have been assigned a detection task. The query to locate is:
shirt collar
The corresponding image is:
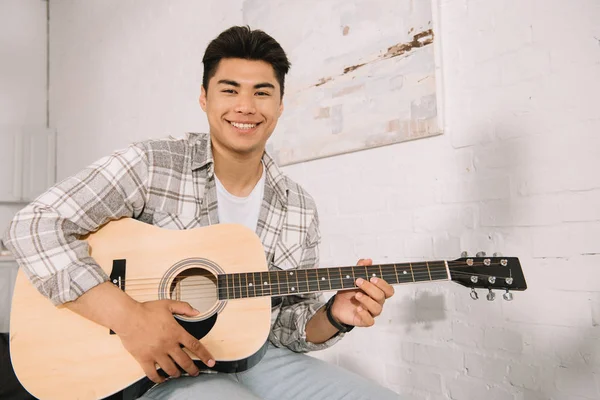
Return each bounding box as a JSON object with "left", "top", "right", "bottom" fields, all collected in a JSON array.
[{"left": 188, "top": 132, "right": 288, "bottom": 204}]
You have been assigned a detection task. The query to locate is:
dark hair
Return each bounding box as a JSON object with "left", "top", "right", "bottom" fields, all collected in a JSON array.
[{"left": 202, "top": 26, "right": 291, "bottom": 98}]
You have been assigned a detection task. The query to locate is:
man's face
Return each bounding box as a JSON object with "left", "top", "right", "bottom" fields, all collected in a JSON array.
[{"left": 200, "top": 58, "right": 284, "bottom": 158}]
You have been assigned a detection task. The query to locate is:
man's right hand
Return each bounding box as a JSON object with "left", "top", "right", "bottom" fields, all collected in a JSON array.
[
  {"left": 65, "top": 282, "right": 215, "bottom": 384},
  {"left": 115, "top": 299, "right": 215, "bottom": 383}
]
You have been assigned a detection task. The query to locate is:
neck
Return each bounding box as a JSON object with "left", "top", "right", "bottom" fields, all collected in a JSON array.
[
  {"left": 217, "top": 260, "right": 451, "bottom": 300},
  {"left": 212, "top": 142, "right": 264, "bottom": 197}
]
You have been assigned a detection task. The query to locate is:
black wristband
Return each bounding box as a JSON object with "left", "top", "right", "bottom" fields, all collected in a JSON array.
[{"left": 324, "top": 295, "right": 354, "bottom": 333}]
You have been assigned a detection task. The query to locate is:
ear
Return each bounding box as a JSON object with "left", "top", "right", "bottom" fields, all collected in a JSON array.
[
  {"left": 278, "top": 100, "right": 284, "bottom": 116},
  {"left": 199, "top": 86, "right": 207, "bottom": 112}
]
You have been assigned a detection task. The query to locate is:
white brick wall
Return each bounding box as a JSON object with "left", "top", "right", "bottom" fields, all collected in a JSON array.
[{"left": 49, "top": 0, "right": 600, "bottom": 398}]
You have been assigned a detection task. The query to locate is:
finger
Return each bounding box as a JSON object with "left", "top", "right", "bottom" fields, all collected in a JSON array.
[
  {"left": 355, "top": 278, "right": 386, "bottom": 303},
  {"left": 141, "top": 360, "right": 165, "bottom": 384},
  {"left": 356, "top": 258, "right": 373, "bottom": 266},
  {"left": 355, "top": 292, "right": 383, "bottom": 317},
  {"left": 355, "top": 305, "right": 375, "bottom": 327},
  {"left": 169, "top": 347, "right": 200, "bottom": 377},
  {"left": 181, "top": 334, "right": 215, "bottom": 368},
  {"left": 369, "top": 277, "right": 395, "bottom": 299},
  {"left": 167, "top": 300, "right": 200, "bottom": 317},
  {"left": 156, "top": 355, "right": 180, "bottom": 378}
]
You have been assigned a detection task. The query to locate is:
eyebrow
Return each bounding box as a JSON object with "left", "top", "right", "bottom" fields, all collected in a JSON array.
[{"left": 217, "top": 79, "right": 275, "bottom": 90}]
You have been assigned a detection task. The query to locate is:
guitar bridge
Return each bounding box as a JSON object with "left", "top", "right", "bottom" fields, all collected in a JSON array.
[
  {"left": 110, "top": 259, "right": 127, "bottom": 291},
  {"left": 109, "top": 259, "right": 126, "bottom": 335}
]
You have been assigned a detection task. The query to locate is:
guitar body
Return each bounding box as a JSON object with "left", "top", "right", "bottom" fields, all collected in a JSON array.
[{"left": 10, "top": 218, "right": 272, "bottom": 400}]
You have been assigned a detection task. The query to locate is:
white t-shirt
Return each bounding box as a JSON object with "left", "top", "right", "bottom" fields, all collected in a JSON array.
[{"left": 214, "top": 163, "right": 266, "bottom": 232}]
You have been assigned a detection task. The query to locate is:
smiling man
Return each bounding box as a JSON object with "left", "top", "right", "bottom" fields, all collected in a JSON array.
[{"left": 4, "top": 26, "right": 400, "bottom": 399}]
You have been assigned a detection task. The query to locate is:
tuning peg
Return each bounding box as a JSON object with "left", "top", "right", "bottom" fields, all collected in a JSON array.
[
  {"left": 470, "top": 288, "right": 479, "bottom": 300},
  {"left": 503, "top": 290, "right": 513, "bottom": 301},
  {"left": 486, "top": 289, "right": 496, "bottom": 301},
  {"left": 461, "top": 251, "right": 469, "bottom": 258},
  {"left": 476, "top": 251, "right": 486, "bottom": 257},
  {"left": 493, "top": 252, "right": 503, "bottom": 257}
]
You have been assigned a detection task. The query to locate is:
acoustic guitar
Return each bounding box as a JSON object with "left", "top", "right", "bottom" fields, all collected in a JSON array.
[{"left": 9, "top": 217, "right": 527, "bottom": 399}]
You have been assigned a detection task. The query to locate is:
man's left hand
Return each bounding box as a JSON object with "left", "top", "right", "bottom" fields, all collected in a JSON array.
[{"left": 329, "top": 258, "right": 395, "bottom": 327}]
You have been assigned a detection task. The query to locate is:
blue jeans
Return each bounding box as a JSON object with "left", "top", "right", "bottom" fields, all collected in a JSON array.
[{"left": 138, "top": 344, "right": 401, "bottom": 400}]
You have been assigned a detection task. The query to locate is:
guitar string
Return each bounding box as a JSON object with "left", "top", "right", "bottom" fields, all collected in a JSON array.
[
  {"left": 118, "top": 263, "right": 489, "bottom": 290},
  {"left": 130, "top": 272, "right": 514, "bottom": 302},
  {"left": 121, "top": 270, "right": 449, "bottom": 294},
  {"left": 116, "top": 260, "right": 505, "bottom": 287},
  {"left": 121, "top": 271, "right": 512, "bottom": 299},
  {"left": 118, "top": 268, "right": 507, "bottom": 295}
]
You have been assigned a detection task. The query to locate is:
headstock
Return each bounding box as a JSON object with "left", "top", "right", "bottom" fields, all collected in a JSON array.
[{"left": 448, "top": 253, "right": 526, "bottom": 301}]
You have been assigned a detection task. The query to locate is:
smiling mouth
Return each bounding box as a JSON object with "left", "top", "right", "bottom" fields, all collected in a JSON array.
[{"left": 228, "top": 121, "right": 261, "bottom": 130}]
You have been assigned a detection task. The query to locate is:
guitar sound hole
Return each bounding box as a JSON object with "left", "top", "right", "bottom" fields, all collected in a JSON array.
[{"left": 169, "top": 267, "right": 218, "bottom": 318}]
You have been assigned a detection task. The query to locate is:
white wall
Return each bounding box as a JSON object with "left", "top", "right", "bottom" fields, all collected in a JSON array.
[
  {"left": 50, "top": 0, "right": 600, "bottom": 399},
  {"left": 50, "top": 0, "right": 243, "bottom": 178},
  {"left": 0, "top": 0, "right": 47, "bottom": 232}
]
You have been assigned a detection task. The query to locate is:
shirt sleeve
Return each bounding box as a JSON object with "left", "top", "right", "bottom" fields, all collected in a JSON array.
[
  {"left": 268, "top": 208, "right": 345, "bottom": 352},
  {"left": 2, "top": 144, "right": 149, "bottom": 306}
]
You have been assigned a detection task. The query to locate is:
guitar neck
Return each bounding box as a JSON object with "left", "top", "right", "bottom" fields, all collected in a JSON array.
[{"left": 217, "top": 261, "right": 450, "bottom": 300}]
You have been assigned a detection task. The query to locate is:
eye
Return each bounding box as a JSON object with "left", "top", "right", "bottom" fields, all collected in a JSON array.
[
  {"left": 255, "top": 91, "right": 270, "bottom": 97},
  {"left": 222, "top": 89, "right": 236, "bottom": 94}
]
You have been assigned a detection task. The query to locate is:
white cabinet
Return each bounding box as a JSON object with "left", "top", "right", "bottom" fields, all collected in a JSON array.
[
  {"left": 0, "top": 132, "right": 23, "bottom": 202},
  {"left": 0, "top": 258, "right": 18, "bottom": 332},
  {"left": 0, "top": 127, "right": 56, "bottom": 203}
]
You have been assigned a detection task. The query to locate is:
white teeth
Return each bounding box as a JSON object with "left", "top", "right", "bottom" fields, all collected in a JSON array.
[{"left": 230, "top": 122, "right": 257, "bottom": 130}]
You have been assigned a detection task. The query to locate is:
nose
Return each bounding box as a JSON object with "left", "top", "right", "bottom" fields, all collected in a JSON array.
[{"left": 234, "top": 93, "right": 256, "bottom": 115}]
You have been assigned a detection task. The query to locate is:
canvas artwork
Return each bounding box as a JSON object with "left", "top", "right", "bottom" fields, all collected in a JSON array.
[{"left": 256, "top": 0, "right": 444, "bottom": 166}]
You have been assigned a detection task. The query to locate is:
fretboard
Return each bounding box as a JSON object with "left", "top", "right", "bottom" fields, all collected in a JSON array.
[{"left": 217, "top": 261, "right": 449, "bottom": 300}]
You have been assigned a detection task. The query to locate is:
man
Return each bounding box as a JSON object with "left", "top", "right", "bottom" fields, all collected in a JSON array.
[{"left": 4, "top": 26, "right": 400, "bottom": 399}]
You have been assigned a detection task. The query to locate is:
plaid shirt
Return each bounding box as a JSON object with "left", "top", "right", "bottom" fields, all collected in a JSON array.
[{"left": 4, "top": 132, "right": 343, "bottom": 352}]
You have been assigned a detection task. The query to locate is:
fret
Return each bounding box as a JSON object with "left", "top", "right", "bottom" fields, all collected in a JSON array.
[
  {"left": 217, "top": 275, "right": 227, "bottom": 300},
  {"left": 285, "top": 270, "right": 297, "bottom": 295},
  {"left": 316, "top": 268, "right": 331, "bottom": 291},
  {"left": 233, "top": 273, "right": 240, "bottom": 299},
  {"left": 251, "top": 273, "right": 257, "bottom": 298},
  {"left": 380, "top": 264, "right": 399, "bottom": 285},
  {"left": 260, "top": 271, "right": 271, "bottom": 297},
  {"left": 292, "top": 270, "right": 300, "bottom": 294},
  {"left": 270, "top": 271, "right": 280, "bottom": 296},
  {"left": 282, "top": 269, "right": 290, "bottom": 295},
  {"left": 253, "top": 272, "right": 262, "bottom": 297},
  {"left": 328, "top": 268, "right": 343, "bottom": 290},
  {"left": 289, "top": 270, "right": 297, "bottom": 294},
  {"left": 297, "top": 269, "right": 309, "bottom": 294},
  {"left": 353, "top": 265, "right": 369, "bottom": 282},
  {"left": 307, "top": 268, "right": 320, "bottom": 292},
  {"left": 240, "top": 273, "right": 248, "bottom": 299},
  {"left": 395, "top": 264, "right": 414, "bottom": 284},
  {"left": 411, "top": 263, "right": 432, "bottom": 282},
  {"left": 366, "top": 264, "right": 381, "bottom": 281},
  {"left": 429, "top": 262, "right": 448, "bottom": 280},
  {"left": 409, "top": 262, "right": 415, "bottom": 282},
  {"left": 393, "top": 263, "right": 400, "bottom": 283},
  {"left": 245, "top": 273, "right": 253, "bottom": 298},
  {"left": 292, "top": 270, "right": 302, "bottom": 293},
  {"left": 426, "top": 261, "right": 432, "bottom": 281},
  {"left": 339, "top": 266, "right": 355, "bottom": 289},
  {"left": 226, "top": 273, "right": 231, "bottom": 299}
]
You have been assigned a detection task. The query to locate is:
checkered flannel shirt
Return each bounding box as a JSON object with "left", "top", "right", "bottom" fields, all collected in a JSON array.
[{"left": 3, "top": 132, "right": 343, "bottom": 352}]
